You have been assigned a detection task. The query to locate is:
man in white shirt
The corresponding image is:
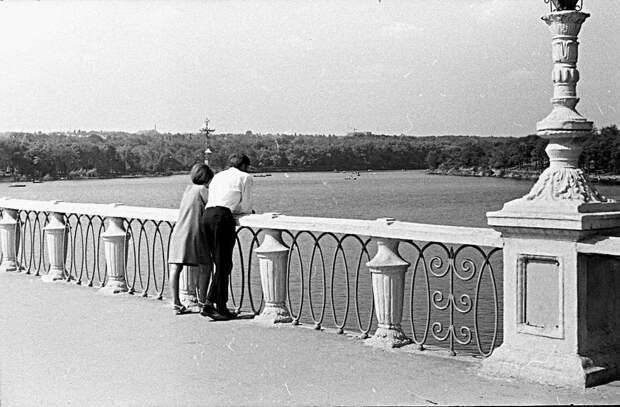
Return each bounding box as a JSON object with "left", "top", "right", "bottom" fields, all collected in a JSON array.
[{"left": 201, "top": 153, "right": 253, "bottom": 321}]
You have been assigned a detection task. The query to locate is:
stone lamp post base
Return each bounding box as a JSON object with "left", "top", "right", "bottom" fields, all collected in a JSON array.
[{"left": 480, "top": 345, "right": 616, "bottom": 388}]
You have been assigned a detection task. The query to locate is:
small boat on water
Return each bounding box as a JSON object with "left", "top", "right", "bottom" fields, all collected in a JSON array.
[{"left": 9, "top": 183, "right": 26, "bottom": 188}]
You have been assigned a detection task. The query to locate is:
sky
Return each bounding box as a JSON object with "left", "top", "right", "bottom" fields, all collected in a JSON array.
[{"left": 0, "top": 0, "right": 618, "bottom": 136}]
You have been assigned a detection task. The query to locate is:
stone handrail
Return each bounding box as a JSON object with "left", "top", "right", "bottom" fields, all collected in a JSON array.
[
  {"left": 577, "top": 236, "right": 620, "bottom": 256},
  {"left": 0, "top": 197, "right": 178, "bottom": 222},
  {"left": 0, "top": 197, "right": 503, "bottom": 248}
]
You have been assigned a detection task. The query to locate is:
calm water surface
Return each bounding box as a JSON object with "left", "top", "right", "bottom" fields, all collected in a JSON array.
[{"left": 3, "top": 170, "right": 620, "bottom": 227}]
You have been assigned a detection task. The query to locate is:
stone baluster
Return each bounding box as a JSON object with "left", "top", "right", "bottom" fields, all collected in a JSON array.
[
  {"left": 100, "top": 217, "right": 129, "bottom": 295},
  {"left": 0, "top": 209, "right": 19, "bottom": 272},
  {"left": 41, "top": 212, "right": 68, "bottom": 282},
  {"left": 366, "top": 224, "right": 412, "bottom": 348},
  {"left": 255, "top": 219, "right": 292, "bottom": 324},
  {"left": 179, "top": 266, "right": 200, "bottom": 309}
]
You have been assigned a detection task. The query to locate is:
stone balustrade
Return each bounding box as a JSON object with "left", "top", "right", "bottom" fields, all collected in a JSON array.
[
  {"left": 0, "top": 197, "right": 503, "bottom": 356},
  {"left": 2, "top": 195, "right": 620, "bottom": 387}
]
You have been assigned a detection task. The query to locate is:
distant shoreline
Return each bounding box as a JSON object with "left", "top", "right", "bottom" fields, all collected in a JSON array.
[
  {"left": 0, "top": 173, "right": 178, "bottom": 184},
  {"left": 5, "top": 167, "right": 620, "bottom": 186},
  {"left": 0, "top": 170, "right": 286, "bottom": 184},
  {"left": 0, "top": 168, "right": 412, "bottom": 184},
  {"left": 427, "top": 167, "right": 620, "bottom": 185}
]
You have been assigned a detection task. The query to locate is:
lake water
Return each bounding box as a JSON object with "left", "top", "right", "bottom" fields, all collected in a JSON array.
[{"left": 7, "top": 169, "right": 620, "bottom": 227}]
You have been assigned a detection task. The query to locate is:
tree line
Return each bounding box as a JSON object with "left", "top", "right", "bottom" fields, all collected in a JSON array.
[{"left": 0, "top": 125, "right": 618, "bottom": 181}]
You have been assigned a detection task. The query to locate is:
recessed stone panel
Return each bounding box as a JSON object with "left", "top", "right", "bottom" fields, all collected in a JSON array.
[{"left": 517, "top": 255, "right": 564, "bottom": 338}]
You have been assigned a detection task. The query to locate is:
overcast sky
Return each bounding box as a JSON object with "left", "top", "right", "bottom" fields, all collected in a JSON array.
[{"left": 0, "top": 0, "right": 618, "bottom": 136}]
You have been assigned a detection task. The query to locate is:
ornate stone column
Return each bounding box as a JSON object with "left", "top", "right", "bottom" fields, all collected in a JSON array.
[
  {"left": 482, "top": 9, "right": 620, "bottom": 388},
  {"left": 365, "top": 233, "right": 412, "bottom": 348},
  {"left": 41, "top": 212, "right": 68, "bottom": 282},
  {"left": 500, "top": 10, "right": 617, "bottom": 215},
  {"left": 99, "top": 217, "right": 129, "bottom": 295},
  {"left": 0, "top": 209, "right": 19, "bottom": 272},
  {"left": 255, "top": 226, "right": 292, "bottom": 324},
  {"left": 180, "top": 266, "right": 200, "bottom": 309}
]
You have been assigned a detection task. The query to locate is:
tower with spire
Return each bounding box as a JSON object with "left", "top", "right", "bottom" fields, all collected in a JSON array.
[{"left": 200, "top": 117, "right": 215, "bottom": 165}]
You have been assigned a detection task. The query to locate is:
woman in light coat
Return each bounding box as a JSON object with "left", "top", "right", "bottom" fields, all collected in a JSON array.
[{"left": 168, "top": 163, "right": 214, "bottom": 314}]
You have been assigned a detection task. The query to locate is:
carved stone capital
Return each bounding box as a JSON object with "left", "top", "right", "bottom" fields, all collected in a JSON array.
[
  {"left": 525, "top": 167, "right": 612, "bottom": 204},
  {"left": 542, "top": 11, "right": 589, "bottom": 37}
]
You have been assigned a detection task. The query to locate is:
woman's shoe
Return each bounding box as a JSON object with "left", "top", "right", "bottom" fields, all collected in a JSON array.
[{"left": 173, "top": 304, "right": 190, "bottom": 315}]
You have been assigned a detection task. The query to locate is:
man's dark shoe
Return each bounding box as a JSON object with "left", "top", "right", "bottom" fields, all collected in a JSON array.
[
  {"left": 217, "top": 305, "right": 237, "bottom": 320},
  {"left": 201, "top": 304, "right": 230, "bottom": 321}
]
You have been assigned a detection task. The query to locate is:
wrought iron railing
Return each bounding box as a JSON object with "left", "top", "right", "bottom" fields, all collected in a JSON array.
[
  {"left": 0, "top": 200, "right": 176, "bottom": 298},
  {"left": 0, "top": 198, "right": 503, "bottom": 357},
  {"left": 238, "top": 215, "right": 503, "bottom": 357}
]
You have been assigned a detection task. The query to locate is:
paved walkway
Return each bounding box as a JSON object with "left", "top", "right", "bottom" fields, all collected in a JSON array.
[{"left": 1, "top": 272, "right": 620, "bottom": 406}]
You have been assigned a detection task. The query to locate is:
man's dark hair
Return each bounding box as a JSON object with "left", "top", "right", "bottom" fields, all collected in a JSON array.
[
  {"left": 229, "top": 153, "right": 251, "bottom": 170},
  {"left": 190, "top": 163, "right": 214, "bottom": 185}
]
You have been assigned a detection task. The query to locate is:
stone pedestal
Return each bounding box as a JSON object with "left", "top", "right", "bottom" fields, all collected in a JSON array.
[
  {"left": 0, "top": 209, "right": 19, "bottom": 272},
  {"left": 255, "top": 228, "right": 292, "bottom": 324},
  {"left": 99, "top": 217, "right": 129, "bottom": 295},
  {"left": 365, "top": 234, "right": 412, "bottom": 348},
  {"left": 180, "top": 266, "right": 200, "bottom": 310},
  {"left": 479, "top": 230, "right": 620, "bottom": 387},
  {"left": 481, "top": 10, "right": 620, "bottom": 388},
  {"left": 41, "top": 212, "right": 68, "bottom": 282}
]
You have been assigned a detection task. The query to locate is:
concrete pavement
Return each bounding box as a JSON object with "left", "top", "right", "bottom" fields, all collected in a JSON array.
[{"left": 2, "top": 271, "right": 620, "bottom": 406}]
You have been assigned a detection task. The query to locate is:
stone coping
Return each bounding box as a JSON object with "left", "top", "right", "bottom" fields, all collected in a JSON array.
[{"left": 0, "top": 197, "right": 503, "bottom": 248}]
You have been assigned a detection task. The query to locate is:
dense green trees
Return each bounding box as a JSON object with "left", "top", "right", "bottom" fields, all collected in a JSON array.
[{"left": 0, "top": 125, "right": 618, "bottom": 181}]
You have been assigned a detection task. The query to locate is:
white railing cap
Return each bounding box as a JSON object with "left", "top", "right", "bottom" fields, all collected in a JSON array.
[
  {"left": 0, "top": 197, "right": 503, "bottom": 247},
  {"left": 238, "top": 213, "right": 502, "bottom": 247},
  {"left": 577, "top": 235, "right": 620, "bottom": 256},
  {"left": 0, "top": 197, "right": 178, "bottom": 222}
]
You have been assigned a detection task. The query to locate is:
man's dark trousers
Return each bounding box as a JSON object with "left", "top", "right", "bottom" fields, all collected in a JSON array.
[{"left": 203, "top": 206, "right": 236, "bottom": 309}]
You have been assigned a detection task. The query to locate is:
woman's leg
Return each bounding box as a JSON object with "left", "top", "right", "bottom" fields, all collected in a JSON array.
[
  {"left": 197, "top": 262, "right": 213, "bottom": 306},
  {"left": 169, "top": 263, "right": 183, "bottom": 307}
]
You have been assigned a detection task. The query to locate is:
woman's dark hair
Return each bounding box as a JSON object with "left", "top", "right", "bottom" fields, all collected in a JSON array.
[
  {"left": 228, "top": 153, "right": 251, "bottom": 169},
  {"left": 190, "top": 163, "right": 214, "bottom": 185}
]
